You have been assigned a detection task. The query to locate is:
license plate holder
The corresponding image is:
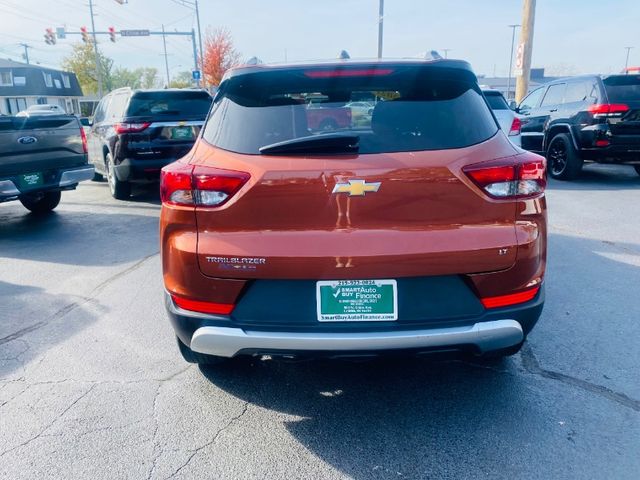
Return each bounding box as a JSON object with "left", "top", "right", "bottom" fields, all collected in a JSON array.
[
  {"left": 18, "top": 172, "right": 43, "bottom": 189},
  {"left": 170, "top": 126, "right": 194, "bottom": 140},
  {"left": 316, "top": 279, "right": 398, "bottom": 322}
]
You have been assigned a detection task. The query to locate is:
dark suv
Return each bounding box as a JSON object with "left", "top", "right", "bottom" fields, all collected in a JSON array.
[
  {"left": 517, "top": 74, "right": 640, "bottom": 179},
  {"left": 88, "top": 88, "right": 212, "bottom": 199}
]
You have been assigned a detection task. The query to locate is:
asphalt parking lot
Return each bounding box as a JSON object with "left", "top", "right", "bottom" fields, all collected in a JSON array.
[{"left": 1, "top": 164, "right": 639, "bottom": 480}]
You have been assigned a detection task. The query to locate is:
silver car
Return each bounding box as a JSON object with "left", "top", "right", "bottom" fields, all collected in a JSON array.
[{"left": 483, "top": 90, "right": 521, "bottom": 147}]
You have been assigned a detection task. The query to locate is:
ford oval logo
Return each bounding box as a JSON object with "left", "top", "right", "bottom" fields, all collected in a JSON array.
[{"left": 18, "top": 136, "right": 38, "bottom": 145}]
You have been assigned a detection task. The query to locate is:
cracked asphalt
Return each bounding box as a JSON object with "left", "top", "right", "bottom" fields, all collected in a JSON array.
[{"left": 1, "top": 164, "right": 639, "bottom": 479}]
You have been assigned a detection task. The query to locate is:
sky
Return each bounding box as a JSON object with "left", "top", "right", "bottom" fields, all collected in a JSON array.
[{"left": 0, "top": 0, "right": 638, "bottom": 80}]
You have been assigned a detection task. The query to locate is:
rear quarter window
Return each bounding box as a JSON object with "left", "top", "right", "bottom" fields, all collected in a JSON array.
[{"left": 203, "top": 66, "right": 498, "bottom": 155}]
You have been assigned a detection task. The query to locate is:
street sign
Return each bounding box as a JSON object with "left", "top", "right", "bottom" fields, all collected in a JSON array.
[
  {"left": 120, "top": 29, "right": 150, "bottom": 37},
  {"left": 56, "top": 27, "right": 66, "bottom": 39},
  {"left": 192, "top": 70, "right": 201, "bottom": 81},
  {"left": 513, "top": 68, "right": 523, "bottom": 76}
]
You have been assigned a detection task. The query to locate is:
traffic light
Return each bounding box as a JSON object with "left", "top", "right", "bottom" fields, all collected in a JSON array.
[
  {"left": 80, "top": 26, "right": 90, "bottom": 43},
  {"left": 108, "top": 26, "right": 116, "bottom": 43},
  {"left": 44, "top": 28, "right": 56, "bottom": 45}
]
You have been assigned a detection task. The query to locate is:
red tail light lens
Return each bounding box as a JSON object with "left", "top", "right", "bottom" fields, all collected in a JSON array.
[
  {"left": 508, "top": 116, "right": 522, "bottom": 136},
  {"left": 171, "top": 294, "right": 235, "bottom": 315},
  {"left": 481, "top": 286, "right": 540, "bottom": 309},
  {"left": 586, "top": 104, "right": 629, "bottom": 117},
  {"left": 79, "top": 126, "right": 88, "bottom": 154},
  {"left": 115, "top": 122, "right": 151, "bottom": 134},
  {"left": 160, "top": 162, "right": 250, "bottom": 208},
  {"left": 463, "top": 157, "right": 546, "bottom": 199}
]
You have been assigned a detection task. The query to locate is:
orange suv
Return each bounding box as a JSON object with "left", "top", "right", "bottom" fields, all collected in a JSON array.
[{"left": 160, "top": 59, "right": 547, "bottom": 365}]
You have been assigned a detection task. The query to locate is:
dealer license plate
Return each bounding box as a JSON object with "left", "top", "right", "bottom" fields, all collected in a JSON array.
[
  {"left": 18, "top": 172, "right": 43, "bottom": 189},
  {"left": 316, "top": 279, "right": 398, "bottom": 322}
]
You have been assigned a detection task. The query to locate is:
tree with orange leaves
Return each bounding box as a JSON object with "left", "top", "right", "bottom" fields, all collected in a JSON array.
[{"left": 201, "top": 28, "right": 241, "bottom": 87}]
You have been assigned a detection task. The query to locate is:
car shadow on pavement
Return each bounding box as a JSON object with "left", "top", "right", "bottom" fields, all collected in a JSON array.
[
  {"left": 548, "top": 164, "right": 640, "bottom": 191},
  {"left": 0, "top": 280, "right": 100, "bottom": 380},
  {"left": 0, "top": 210, "right": 159, "bottom": 266}
]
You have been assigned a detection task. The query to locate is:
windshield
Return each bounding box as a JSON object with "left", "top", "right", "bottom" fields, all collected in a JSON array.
[
  {"left": 202, "top": 66, "right": 498, "bottom": 155},
  {"left": 484, "top": 92, "right": 509, "bottom": 110},
  {"left": 604, "top": 75, "right": 640, "bottom": 103},
  {"left": 126, "top": 91, "right": 212, "bottom": 118}
]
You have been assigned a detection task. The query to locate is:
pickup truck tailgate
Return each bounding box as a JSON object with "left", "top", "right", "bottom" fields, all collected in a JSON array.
[{"left": 0, "top": 116, "right": 86, "bottom": 177}]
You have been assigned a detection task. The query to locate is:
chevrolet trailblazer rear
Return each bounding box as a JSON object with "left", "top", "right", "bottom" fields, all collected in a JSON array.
[{"left": 160, "top": 59, "right": 547, "bottom": 365}]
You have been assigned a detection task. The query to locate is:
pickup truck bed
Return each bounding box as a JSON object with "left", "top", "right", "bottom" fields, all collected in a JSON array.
[{"left": 0, "top": 115, "right": 94, "bottom": 212}]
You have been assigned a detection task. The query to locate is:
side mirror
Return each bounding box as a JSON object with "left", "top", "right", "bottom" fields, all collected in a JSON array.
[
  {"left": 509, "top": 100, "right": 518, "bottom": 111},
  {"left": 80, "top": 117, "right": 92, "bottom": 127}
]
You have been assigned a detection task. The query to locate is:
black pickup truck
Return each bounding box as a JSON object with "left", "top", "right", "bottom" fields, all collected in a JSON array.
[{"left": 0, "top": 115, "right": 94, "bottom": 213}]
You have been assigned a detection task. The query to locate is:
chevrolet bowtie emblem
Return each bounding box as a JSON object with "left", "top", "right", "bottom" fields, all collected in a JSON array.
[{"left": 332, "top": 179, "right": 381, "bottom": 196}]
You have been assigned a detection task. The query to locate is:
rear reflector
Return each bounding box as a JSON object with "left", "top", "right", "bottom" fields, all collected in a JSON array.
[
  {"left": 79, "top": 125, "right": 88, "bottom": 154},
  {"left": 508, "top": 116, "right": 522, "bottom": 136},
  {"left": 160, "top": 162, "right": 250, "bottom": 208},
  {"left": 595, "top": 139, "right": 610, "bottom": 147},
  {"left": 463, "top": 157, "right": 546, "bottom": 199},
  {"left": 481, "top": 286, "right": 540, "bottom": 309},
  {"left": 171, "top": 294, "right": 235, "bottom": 315},
  {"left": 304, "top": 68, "right": 394, "bottom": 78},
  {"left": 115, "top": 122, "right": 151, "bottom": 134}
]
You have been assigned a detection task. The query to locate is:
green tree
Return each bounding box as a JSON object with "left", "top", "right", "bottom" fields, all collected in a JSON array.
[
  {"left": 111, "top": 67, "right": 160, "bottom": 90},
  {"left": 61, "top": 43, "right": 113, "bottom": 95},
  {"left": 168, "top": 71, "right": 193, "bottom": 88}
]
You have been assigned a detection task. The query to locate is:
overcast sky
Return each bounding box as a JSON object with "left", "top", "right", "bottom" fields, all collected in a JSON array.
[{"left": 0, "top": 0, "right": 637, "bottom": 78}]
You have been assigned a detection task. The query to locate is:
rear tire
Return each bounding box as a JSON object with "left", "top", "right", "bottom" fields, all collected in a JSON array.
[
  {"left": 634, "top": 165, "right": 640, "bottom": 176},
  {"left": 319, "top": 118, "right": 338, "bottom": 131},
  {"left": 546, "top": 133, "right": 583, "bottom": 180},
  {"left": 106, "top": 153, "right": 131, "bottom": 200},
  {"left": 176, "top": 336, "right": 228, "bottom": 366},
  {"left": 19, "top": 191, "right": 61, "bottom": 214}
]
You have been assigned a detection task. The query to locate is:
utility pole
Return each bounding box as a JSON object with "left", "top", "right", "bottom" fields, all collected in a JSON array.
[
  {"left": 195, "top": 0, "right": 203, "bottom": 71},
  {"left": 19, "top": 43, "right": 31, "bottom": 64},
  {"left": 506, "top": 24, "right": 520, "bottom": 101},
  {"left": 162, "top": 25, "right": 171, "bottom": 87},
  {"left": 624, "top": 46, "right": 633, "bottom": 71},
  {"left": 515, "top": 0, "right": 536, "bottom": 103},
  {"left": 88, "top": 0, "right": 103, "bottom": 98},
  {"left": 377, "top": 0, "right": 384, "bottom": 58}
]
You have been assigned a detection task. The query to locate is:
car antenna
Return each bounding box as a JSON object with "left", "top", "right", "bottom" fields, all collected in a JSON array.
[{"left": 338, "top": 50, "right": 350, "bottom": 60}]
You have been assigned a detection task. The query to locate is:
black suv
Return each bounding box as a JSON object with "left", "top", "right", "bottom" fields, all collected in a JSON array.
[
  {"left": 516, "top": 74, "right": 640, "bottom": 179},
  {"left": 88, "top": 88, "right": 212, "bottom": 199}
]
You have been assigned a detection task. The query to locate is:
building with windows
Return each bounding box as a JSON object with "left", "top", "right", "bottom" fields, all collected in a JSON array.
[{"left": 0, "top": 59, "right": 83, "bottom": 115}]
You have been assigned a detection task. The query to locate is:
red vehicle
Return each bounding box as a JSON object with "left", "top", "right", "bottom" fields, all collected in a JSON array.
[
  {"left": 160, "top": 59, "right": 547, "bottom": 366},
  {"left": 306, "top": 103, "right": 352, "bottom": 131}
]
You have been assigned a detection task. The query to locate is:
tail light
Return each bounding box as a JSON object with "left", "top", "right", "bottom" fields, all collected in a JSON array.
[
  {"left": 481, "top": 285, "right": 540, "bottom": 309},
  {"left": 114, "top": 122, "right": 151, "bottom": 134},
  {"left": 160, "top": 162, "right": 250, "bottom": 208},
  {"left": 79, "top": 126, "right": 88, "bottom": 154},
  {"left": 171, "top": 294, "right": 234, "bottom": 315},
  {"left": 508, "top": 116, "right": 522, "bottom": 136},
  {"left": 463, "top": 157, "right": 546, "bottom": 199},
  {"left": 587, "top": 103, "right": 629, "bottom": 117}
]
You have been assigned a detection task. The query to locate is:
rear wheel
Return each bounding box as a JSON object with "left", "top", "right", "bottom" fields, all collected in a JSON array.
[
  {"left": 106, "top": 153, "right": 131, "bottom": 200},
  {"left": 19, "top": 190, "right": 61, "bottom": 214},
  {"left": 176, "top": 336, "right": 228, "bottom": 366},
  {"left": 319, "top": 118, "right": 338, "bottom": 131},
  {"left": 634, "top": 165, "right": 640, "bottom": 176},
  {"left": 546, "top": 133, "right": 583, "bottom": 180}
]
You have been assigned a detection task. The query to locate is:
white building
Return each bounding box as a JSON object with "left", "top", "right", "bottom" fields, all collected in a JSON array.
[{"left": 0, "top": 59, "right": 83, "bottom": 115}]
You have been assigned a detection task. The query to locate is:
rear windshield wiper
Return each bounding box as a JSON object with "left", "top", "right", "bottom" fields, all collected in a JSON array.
[{"left": 259, "top": 133, "right": 359, "bottom": 155}]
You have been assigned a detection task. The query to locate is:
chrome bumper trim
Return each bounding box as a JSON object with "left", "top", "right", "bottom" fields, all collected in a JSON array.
[
  {"left": 59, "top": 166, "right": 95, "bottom": 187},
  {"left": 0, "top": 180, "right": 20, "bottom": 197},
  {"left": 189, "top": 320, "right": 524, "bottom": 358}
]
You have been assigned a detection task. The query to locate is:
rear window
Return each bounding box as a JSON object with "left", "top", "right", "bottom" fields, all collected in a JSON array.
[
  {"left": 126, "top": 91, "right": 212, "bottom": 118},
  {"left": 484, "top": 92, "right": 509, "bottom": 110},
  {"left": 604, "top": 75, "right": 640, "bottom": 103},
  {"left": 202, "top": 65, "right": 498, "bottom": 155}
]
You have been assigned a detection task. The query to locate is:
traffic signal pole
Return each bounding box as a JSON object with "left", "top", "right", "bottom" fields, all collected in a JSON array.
[
  {"left": 515, "top": 0, "right": 536, "bottom": 103},
  {"left": 88, "top": 0, "right": 103, "bottom": 98}
]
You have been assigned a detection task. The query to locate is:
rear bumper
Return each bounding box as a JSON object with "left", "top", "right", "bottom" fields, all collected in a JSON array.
[
  {"left": 189, "top": 320, "right": 524, "bottom": 358},
  {"left": 166, "top": 286, "right": 544, "bottom": 358},
  {"left": 0, "top": 165, "right": 94, "bottom": 202},
  {"left": 113, "top": 157, "right": 177, "bottom": 183},
  {"left": 581, "top": 146, "right": 640, "bottom": 163}
]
